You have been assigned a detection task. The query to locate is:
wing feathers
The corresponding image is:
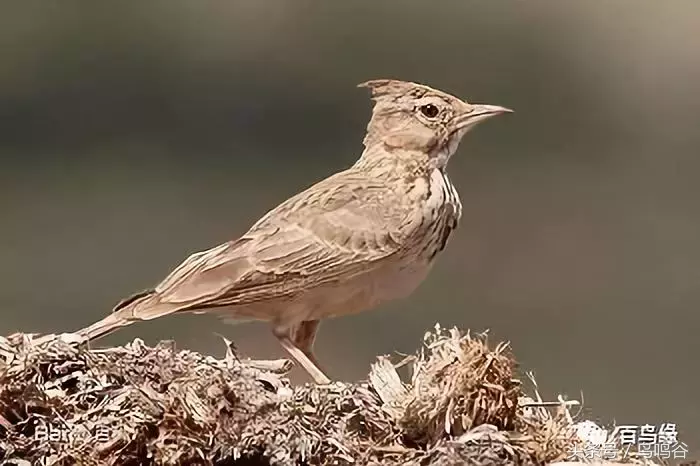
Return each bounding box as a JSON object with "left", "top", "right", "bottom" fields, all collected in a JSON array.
[{"left": 146, "top": 170, "right": 412, "bottom": 311}]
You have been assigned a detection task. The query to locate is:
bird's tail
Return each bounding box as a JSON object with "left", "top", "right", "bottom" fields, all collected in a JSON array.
[{"left": 77, "top": 289, "right": 176, "bottom": 341}]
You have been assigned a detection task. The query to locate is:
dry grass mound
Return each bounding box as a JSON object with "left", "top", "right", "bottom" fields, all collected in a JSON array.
[{"left": 0, "top": 325, "right": 656, "bottom": 465}]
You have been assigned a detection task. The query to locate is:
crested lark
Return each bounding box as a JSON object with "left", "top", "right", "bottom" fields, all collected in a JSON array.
[{"left": 77, "top": 79, "right": 511, "bottom": 384}]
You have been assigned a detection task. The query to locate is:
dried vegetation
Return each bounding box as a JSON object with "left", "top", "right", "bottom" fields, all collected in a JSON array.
[{"left": 0, "top": 325, "right": 662, "bottom": 465}]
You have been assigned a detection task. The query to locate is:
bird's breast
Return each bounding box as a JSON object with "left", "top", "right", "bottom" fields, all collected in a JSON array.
[{"left": 406, "top": 169, "right": 462, "bottom": 262}]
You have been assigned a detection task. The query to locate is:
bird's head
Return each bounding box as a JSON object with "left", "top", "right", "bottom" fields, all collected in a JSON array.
[{"left": 358, "top": 79, "right": 512, "bottom": 170}]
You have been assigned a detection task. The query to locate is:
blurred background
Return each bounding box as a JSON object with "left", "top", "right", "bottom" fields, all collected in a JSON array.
[{"left": 1, "top": 0, "right": 698, "bottom": 452}]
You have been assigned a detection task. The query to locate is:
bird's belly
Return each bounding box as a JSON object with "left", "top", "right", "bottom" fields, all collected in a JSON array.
[
  {"left": 211, "top": 259, "right": 433, "bottom": 324},
  {"left": 377, "top": 259, "right": 433, "bottom": 300},
  {"left": 213, "top": 278, "right": 382, "bottom": 323},
  {"left": 319, "top": 259, "right": 433, "bottom": 317}
]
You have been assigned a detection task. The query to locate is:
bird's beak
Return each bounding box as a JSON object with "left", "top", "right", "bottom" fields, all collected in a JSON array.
[{"left": 454, "top": 104, "right": 513, "bottom": 131}]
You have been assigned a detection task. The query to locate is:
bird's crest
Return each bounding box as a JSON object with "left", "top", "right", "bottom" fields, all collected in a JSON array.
[{"left": 358, "top": 79, "right": 431, "bottom": 101}]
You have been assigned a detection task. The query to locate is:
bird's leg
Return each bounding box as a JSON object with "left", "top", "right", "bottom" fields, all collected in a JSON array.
[
  {"left": 272, "top": 320, "right": 331, "bottom": 385},
  {"left": 293, "top": 320, "right": 323, "bottom": 367}
]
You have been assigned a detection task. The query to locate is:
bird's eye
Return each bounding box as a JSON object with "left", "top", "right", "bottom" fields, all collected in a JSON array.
[{"left": 419, "top": 104, "right": 440, "bottom": 118}]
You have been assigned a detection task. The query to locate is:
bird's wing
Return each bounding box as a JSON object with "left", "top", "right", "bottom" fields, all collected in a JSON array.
[{"left": 151, "top": 170, "right": 415, "bottom": 308}]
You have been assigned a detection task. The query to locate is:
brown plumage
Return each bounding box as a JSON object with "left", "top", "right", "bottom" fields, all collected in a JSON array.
[{"left": 77, "top": 79, "right": 512, "bottom": 384}]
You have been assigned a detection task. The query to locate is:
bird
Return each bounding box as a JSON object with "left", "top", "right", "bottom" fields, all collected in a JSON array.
[{"left": 76, "top": 79, "right": 512, "bottom": 384}]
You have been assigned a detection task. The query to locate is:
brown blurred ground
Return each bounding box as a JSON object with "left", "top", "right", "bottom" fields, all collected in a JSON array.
[{"left": 0, "top": 0, "right": 698, "bottom": 453}]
